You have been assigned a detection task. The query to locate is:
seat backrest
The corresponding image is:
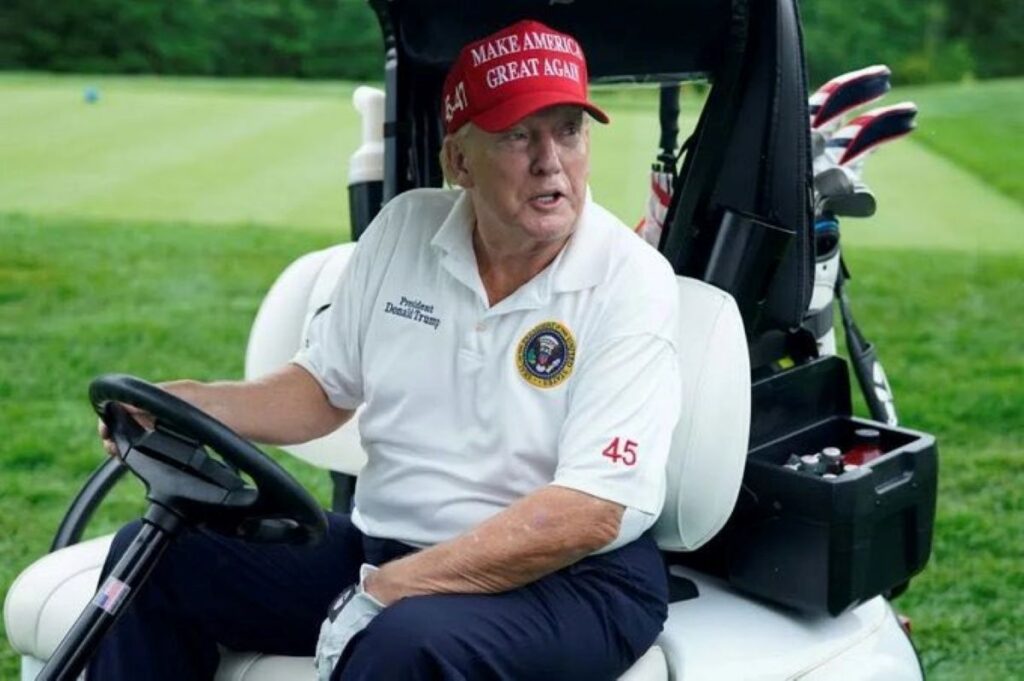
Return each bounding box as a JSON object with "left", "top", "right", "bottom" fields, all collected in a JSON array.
[
  {"left": 652, "top": 278, "right": 750, "bottom": 551},
  {"left": 247, "top": 250, "right": 750, "bottom": 552},
  {"left": 245, "top": 243, "right": 366, "bottom": 474}
]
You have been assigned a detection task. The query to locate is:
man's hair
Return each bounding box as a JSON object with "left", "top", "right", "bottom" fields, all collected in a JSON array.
[{"left": 439, "top": 123, "right": 475, "bottom": 186}]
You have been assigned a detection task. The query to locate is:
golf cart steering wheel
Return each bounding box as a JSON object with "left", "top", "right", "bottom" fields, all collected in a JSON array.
[{"left": 90, "top": 374, "right": 326, "bottom": 545}]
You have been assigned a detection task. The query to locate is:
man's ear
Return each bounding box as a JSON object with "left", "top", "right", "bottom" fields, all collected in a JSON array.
[{"left": 447, "top": 136, "right": 475, "bottom": 189}]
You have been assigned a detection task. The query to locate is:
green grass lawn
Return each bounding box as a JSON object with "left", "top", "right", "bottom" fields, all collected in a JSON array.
[
  {"left": 897, "top": 78, "right": 1024, "bottom": 205},
  {"left": 1, "top": 74, "right": 1022, "bottom": 678},
  {"left": 0, "top": 73, "right": 361, "bottom": 234}
]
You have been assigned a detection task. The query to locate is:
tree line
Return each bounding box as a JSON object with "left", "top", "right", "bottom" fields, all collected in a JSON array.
[
  {"left": 802, "top": 0, "right": 1021, "bottom": 84},
  {"left": 0, "top": 0, "right": 1019, "bottom": 84},
  {"left": 0, "top": 0, "right": 383, "bottom": 80}
]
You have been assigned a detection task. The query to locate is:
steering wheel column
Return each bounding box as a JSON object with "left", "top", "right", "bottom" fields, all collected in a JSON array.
[{"left": 39, "top": 374, "right": 327, "bottom": 681}]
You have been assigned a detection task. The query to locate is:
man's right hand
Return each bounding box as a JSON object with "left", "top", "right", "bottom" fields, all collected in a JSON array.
[{"left": 97, "top": 404, "right": 155, "bottom": 460}]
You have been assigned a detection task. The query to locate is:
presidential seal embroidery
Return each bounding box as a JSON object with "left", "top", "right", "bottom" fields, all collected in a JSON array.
[{"left": 517, "top": 321, "right": 576, "bottom": 388}]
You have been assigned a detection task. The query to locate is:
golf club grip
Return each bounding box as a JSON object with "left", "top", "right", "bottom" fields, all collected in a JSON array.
[{"left": 658, "top": 84, "right": 682, "bottom": 165}]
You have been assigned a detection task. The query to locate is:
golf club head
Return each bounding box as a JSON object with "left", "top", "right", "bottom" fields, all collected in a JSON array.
[
  {"left": 820, "top": 186, "right": 877, "bottom": 218},
  {"left": 809, "top": 65, "right": 892, "bottom": 131},
  {"left": 814, "top": 166, "right": 854, "bottom": 200},
  {"left": 829, "top": 102, "right": 918, "bottom": 167},
  {"left": 814, "top": 165, "right": 876, "bottom": 218}
]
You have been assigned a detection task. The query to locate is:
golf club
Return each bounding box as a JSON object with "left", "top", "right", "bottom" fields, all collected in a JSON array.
[
  {"left": 837, "top": 263, "right": 899, "bottom": 425},
  {"left": 815, "top": 166, "right": 878, "bottom": 219}
]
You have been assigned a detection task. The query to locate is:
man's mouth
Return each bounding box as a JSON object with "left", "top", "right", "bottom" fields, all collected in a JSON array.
[{"left": 530, "top": 191, "right": 564, "bottom": 207}]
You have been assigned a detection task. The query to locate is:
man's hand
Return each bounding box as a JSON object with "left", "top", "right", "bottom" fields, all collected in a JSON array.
[
  {"left": 315, "top": 564, "right": 385, "bottom": 681},
  {"left": 97, "top": 404, "right": 154, "bottom": 459}
]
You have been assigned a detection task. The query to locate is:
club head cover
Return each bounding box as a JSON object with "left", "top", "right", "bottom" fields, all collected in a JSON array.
[
  {"left": 809, "top": 65, "right": 891, "bottom": 131},
  {"left": 828, "top": 102, "right": 918, "bottom": 166}
]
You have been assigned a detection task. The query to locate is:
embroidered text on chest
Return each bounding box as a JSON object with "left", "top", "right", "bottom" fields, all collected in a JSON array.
[{"left": 383, "top": 296, "right": 442, "bottom": 330}]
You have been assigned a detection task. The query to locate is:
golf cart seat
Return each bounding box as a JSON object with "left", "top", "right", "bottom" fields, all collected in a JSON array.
[{"left": 5, "top": 234, "right": 749, "bottom": 680}]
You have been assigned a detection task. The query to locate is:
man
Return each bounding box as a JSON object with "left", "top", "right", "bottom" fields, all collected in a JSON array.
[{"left": 90, "top": 19, "right": 680, "bottom": 681}]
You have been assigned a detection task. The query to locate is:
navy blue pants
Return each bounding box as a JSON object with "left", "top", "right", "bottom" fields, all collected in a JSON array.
[{"left": 87, "top": 513, "right": 667, "bottom": 680}]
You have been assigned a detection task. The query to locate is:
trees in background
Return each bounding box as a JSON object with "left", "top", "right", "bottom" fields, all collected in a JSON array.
[
  {"left": 0, "top": 0, "right": 1019, "bottom": 83},
  {"left": 802, "top": 0, "right": 1021, "bottom": 84},
  {"left": 0, "top": 0, "right": 382, "bottom": 80}
]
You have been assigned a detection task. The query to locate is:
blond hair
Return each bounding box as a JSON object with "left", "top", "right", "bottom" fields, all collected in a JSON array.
[{"left": 439, "top": 123, "right": 475, "bottom": 186}]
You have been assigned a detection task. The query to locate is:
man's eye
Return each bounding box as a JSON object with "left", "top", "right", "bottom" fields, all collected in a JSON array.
[{"left": 504, "top": 130, "right": 528, "bottom": 142}]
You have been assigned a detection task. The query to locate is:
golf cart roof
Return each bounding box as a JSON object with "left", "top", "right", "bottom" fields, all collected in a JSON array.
[
  {"left": 370, "top": 0, "right": 732, "bottom": 83},
  {"left": 367, "top": 0, "right": 816, "bottom": 368}
]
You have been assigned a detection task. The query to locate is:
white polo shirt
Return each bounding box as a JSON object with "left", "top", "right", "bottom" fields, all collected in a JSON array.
[{"left": 293, "top": 188, "right": 680, "bottom": 547}]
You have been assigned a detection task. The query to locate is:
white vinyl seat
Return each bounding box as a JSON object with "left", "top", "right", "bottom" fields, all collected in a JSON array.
[{"left": 5, "top": 241, "right": 749, "bottom": 681}]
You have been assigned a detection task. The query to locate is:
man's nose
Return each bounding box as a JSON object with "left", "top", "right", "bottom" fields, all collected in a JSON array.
[{"left": 530, "top": 134, "right": 562, "bottom": 175}]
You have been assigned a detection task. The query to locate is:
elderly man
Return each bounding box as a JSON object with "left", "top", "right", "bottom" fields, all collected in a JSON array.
[{"left": 89, "top": 19, "right": 680, "bottom": 681}]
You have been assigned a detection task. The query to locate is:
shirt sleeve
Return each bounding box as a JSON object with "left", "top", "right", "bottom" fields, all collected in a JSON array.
[
  {"left": 291, "top": 205, "right": 395, "bottom": 410},
  {"left": 550, "top": 330, "right": 681, "bottom": 516}
]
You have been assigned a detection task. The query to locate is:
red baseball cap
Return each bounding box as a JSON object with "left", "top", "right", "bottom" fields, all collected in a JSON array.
[{"left": 441, "top": 19, "right": 610, "bottom": 135}]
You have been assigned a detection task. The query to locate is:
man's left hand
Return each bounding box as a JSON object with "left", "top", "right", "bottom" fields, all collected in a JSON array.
[{"left": 314, "top": 564, "right": 385, "bottom": 681}]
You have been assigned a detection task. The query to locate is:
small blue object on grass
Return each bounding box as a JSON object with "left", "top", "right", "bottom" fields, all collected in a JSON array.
[{"left": 84, "top": 86, "right": 100, "bottom": 104}]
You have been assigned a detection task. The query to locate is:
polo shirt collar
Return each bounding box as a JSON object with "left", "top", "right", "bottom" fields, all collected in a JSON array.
[
  {"left": 431, "top": 191, "right": 487, "bottom": 303},
  {"left": 431, "top": 190, "right": 476, "bottom": 261}
]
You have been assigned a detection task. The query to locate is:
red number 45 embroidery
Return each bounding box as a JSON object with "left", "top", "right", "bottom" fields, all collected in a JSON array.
[{"left": 602, "top": 437, "right": 638, "bottom": 466}]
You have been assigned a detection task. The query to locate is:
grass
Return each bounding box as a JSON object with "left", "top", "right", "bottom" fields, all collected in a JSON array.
[
  {"left": 0, "top": 73, "right": 361, "bottom": 234},
  {"left": 1, "top": 73, "right": 1022, "bottom": 678},
  {"left": 896, "top": 78, "right": 1024, "bottom": 205},
  {"left": 842, "top": 247, "right": 1024, "bottom": 680},
  {"left": 0, "top": 213, "right": 338, "bottom": 677}
]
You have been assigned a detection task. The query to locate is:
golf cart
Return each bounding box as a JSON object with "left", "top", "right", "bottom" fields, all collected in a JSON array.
[{"left": 4, "top": 1, "right": 939, "bottom": 679}]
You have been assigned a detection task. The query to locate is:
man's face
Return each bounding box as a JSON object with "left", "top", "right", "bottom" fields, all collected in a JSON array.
[{"left": 454, "top": 106, "right": 590, "bottom": 248}]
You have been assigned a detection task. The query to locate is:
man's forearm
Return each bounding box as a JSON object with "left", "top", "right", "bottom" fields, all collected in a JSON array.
[
  {"left": 162, "top": 364, "right": 352, "bottom": 446},
  {"left": 365, "top": 486, "right": 623, "bottom": 605}
]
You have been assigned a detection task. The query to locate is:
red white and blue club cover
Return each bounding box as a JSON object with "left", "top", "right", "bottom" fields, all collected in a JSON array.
[
  {"left": 809, "top": 64, "right": 892, "bottom": 131},
  {"left": 826, "top": 102, "right": 919, "bottom": 167}
]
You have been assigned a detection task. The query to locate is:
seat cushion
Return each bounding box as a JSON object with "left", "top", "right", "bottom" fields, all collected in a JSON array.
[
  {"left": 4, "top": 534, "right": 112, "bottom": 659},
  {"left": 6, "top": 534, "right": 666, "bottom": 681},
  {"left": 652, "top": 277, "right": 750, "bottom": 551}
]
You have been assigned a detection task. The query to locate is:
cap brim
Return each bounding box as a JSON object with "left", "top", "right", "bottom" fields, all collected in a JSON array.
[{"left": 471, "top": 91, "right": 610, "bottom": 133}]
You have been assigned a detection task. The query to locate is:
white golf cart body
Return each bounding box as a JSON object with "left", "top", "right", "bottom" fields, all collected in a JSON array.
[
  {"left": 6, "top": 0, "right": 935, "bottom": 678},
  {"left": 6, "top": 242, "right": 920, "bottom": 680}
]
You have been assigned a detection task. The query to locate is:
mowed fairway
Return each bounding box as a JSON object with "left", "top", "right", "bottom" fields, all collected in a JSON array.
[
  {"left": 1, "top": 75, "right": 1022, "bottom": 679},
  {"left": 0, "top": 74, "right": 359, "bottom": 233}
]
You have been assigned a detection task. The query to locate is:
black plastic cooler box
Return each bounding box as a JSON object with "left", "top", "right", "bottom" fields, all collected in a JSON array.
[{"left": 677, "top": 356, "right": 938, "bottom": 616}]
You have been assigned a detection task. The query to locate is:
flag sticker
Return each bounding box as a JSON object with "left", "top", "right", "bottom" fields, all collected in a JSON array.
[{"left": 93, "top": 577, "right": 131, "bottom": 615}]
